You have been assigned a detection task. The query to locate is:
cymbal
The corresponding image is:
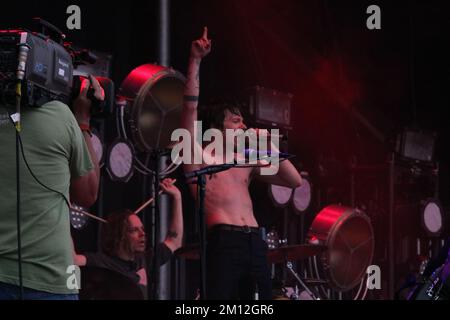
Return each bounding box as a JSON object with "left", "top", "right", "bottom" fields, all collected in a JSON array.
[
  {"left": 267, "top": 244, "right": 327, "bottom": 264},
  {"left": 175, "top": 243, "right": 200, "bottom": 260}
]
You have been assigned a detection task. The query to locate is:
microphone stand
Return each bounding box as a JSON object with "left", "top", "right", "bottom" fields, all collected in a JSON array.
[{"left": 184, "top": 163, "right": 236, "bottom": 300}]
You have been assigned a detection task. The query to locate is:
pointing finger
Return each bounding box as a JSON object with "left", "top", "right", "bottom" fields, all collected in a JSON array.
[{"left": 202, "top": 26, "right": 208, "bottom": 40}]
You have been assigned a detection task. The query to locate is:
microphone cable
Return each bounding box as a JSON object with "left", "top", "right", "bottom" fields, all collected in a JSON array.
[
  {"left": 10, "top": 41, "right": 30, "bottom": 300},
  {"left": 7, "top": 109, "right": 72, "bottom": 300}
]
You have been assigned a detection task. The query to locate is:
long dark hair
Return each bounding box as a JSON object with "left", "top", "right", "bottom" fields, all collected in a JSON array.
[{"left": 101, "top": 209, "right": 134, "bottom": 257}]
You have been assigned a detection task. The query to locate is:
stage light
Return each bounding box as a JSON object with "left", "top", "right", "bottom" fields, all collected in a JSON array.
[
  {"left": 292, "top": 173, "right": 312, "bottom": 213},
  {"left": 396, "top": 128, "right": 436, "bottom": 163},
  {"left": 269, "top": 184, "right": 293, "bottom": 207},
  {"left": 247, "top": 86, "right": 293, "bottom": 130},
  {"left": 70, "top": 204, "right": 89, "bottom": 230},
  {"left": 90, "top": 128, "right": 105, "bottom": 167},
  {"left": 106, "top": 139, "right": 135, "bottom": 182},
  {"left": 421, "top": 199, "right": 445, "bottom": 237}
]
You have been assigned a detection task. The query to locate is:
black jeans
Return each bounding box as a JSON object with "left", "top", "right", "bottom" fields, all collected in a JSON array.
[
  {"left": 206, "top": 225, "right": 272, "bottom": 300},
  {"left": 0, "top": 282, "right": 78, "bottom": 300}
]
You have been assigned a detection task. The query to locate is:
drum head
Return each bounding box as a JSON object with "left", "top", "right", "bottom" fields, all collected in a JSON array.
[
  {"left": 308, "top": 205, "right": 374, "bottom": 291},
  {"left": 120, "top": 64, "right": 186, "bottom": 152},
  {"left": 292, "top": 177, "right": 311, "bottom": 213},
  {"left": 269, "top": 184, "right": 293, "bottom": 207}
]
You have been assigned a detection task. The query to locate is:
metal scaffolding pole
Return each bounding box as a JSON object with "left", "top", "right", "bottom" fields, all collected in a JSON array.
[{"left": 157, "top": 0, "right": 171, "bottom": 67}]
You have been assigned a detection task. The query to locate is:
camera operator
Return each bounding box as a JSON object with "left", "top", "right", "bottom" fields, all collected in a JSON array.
[{"left": 0, "top": 75, "right": 102, "bottom": 300}]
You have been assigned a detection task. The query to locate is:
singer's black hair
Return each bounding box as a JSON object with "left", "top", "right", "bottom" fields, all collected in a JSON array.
[{"left": 198, "top": 98, "right": 246, "bottom": 133}]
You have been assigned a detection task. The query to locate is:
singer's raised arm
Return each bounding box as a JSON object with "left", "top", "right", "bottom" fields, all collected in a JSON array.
[{"left": 180, "top": 27, "right": 211, "bottom": 171}]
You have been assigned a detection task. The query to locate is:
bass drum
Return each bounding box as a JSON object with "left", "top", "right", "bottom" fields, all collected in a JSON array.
[{"left": 307, "top": 205, "right": 374, "bottom": 292}]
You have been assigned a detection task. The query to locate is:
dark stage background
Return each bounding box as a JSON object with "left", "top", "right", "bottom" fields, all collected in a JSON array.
[{"left": 2, "top": 0, "right": 450, "bottom": 299}]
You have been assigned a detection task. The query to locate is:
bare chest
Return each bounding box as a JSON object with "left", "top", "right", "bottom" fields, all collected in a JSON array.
[{"left": 205, "top": 167, "right": 251, "bottom": 190}]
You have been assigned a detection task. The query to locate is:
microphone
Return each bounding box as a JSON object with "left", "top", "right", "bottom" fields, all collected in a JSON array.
[
  {"left": 16, "top": 43, "right": 29, "bottom": 81},
  {"left": 236, "top": 129, "right": 286, "bottom": 140},
  {"left": 243, "top": 149, "right": 292, "bottom": 159},
  {"left": 184, "top": 164, "right": 235, "bottom": 179}
]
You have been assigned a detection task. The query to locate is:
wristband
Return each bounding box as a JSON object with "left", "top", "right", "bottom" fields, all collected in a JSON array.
[{"left": 184, "top": 95, "right": 199, "bottom": 102}]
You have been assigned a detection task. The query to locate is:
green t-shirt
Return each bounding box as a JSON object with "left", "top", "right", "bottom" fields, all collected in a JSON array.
[{"left": 0, "top": 101, "right": 93, "bottom": 294}]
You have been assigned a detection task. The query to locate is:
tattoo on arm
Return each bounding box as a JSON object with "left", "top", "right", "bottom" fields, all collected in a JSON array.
[
  {"left": 167, "top": 230, "right": 178, "bottom": 239},
  {"left": 195, "top": 68, "right": 200, "bottom": 90}
]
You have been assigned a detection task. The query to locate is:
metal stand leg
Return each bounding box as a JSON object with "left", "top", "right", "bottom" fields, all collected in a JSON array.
[{"left": 286, "top": 261, "right": 321, "bottom": 300}]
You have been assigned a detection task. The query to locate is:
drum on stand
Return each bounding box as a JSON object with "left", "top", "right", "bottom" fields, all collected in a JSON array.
[
  {"left": 307, "top": 205, "right": 375, "bottom": 293},
  {"left": 119, "top": 64, "right": 186, "bottom": 153}
]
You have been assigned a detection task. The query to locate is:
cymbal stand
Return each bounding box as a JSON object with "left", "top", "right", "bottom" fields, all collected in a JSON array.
[{"left": 286, "top": 261, "right": 321, "bottom": 300}]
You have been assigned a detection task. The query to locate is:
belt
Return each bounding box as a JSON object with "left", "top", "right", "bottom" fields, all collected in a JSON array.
[{"left": 211, "top": 224, "right": 261, "bottom": 234}]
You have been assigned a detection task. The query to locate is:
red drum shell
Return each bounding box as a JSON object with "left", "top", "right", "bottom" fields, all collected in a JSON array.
[
  {"left": 308, "top": 205, "right": 374, "bottom": 292},
  {"left": 120, "top": 64, "right": 186, "bottom": 152}
]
